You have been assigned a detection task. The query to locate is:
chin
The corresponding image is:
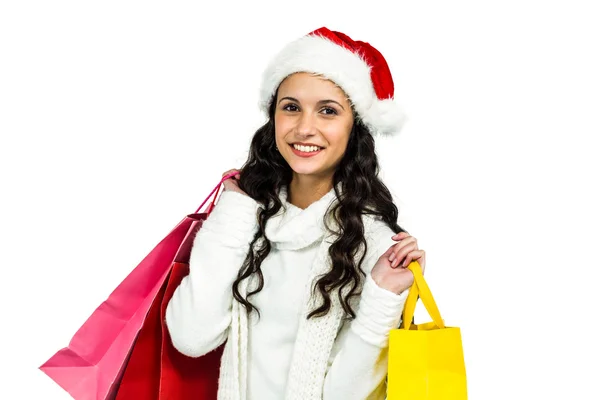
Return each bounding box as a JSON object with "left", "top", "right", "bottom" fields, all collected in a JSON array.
[
  {"left": 288, "top": 163, "right": 323, "bottom": 176},
  {"left": 287, "top": 160, "right": 335, "bottom": 178},
  {"left": 282, "top": 148, "right": 339, "bottom": 178}
]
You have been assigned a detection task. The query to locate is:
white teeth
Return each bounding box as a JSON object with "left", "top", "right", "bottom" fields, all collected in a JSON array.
[{"left": 293, "top": 144, "right": 320, "bottom": 152}]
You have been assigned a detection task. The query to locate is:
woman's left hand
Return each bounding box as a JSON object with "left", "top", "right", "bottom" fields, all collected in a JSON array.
[{"left": 370, "top": 232, "right": 426, "bottom": 295}]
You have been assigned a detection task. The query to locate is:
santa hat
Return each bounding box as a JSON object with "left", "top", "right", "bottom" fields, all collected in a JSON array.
[{"left": 259, "top": 27, "right": 407, "bottom": 137}]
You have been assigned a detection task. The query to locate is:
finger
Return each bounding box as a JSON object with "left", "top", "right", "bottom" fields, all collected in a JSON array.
[
  {"left": 385, "top": 241, "right": 402, "bottom": 263},
  {"left": 392, "top": 236, "right": 417, "bottom": 251},
  {"left": 382, "top": 244, "right": 396, "bottom": 260},
  {"left": 390, "top": 242, "right": 418, "bottom": 268},
  {"left": 222, "top": 169, "right": 240, "bottom": 178},
  {"left": 400, "top": 250, "right": 426, "bottom": 268},
  {"left": 389, "top": 237, "right": 417, "bottom": 266},
  {"left": 391, "top": 234, "right": 418, "bottom": 251},
  {"left": 391, "top": 231, "right": 410, "bottom": 240}
]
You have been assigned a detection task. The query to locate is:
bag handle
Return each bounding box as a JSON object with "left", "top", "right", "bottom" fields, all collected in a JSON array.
[
  {"left": 400, "top": 261, "right": 445, "bottom": 329},
  {"left": 193, "top": 171, "right": 239, "bottom": 214}
]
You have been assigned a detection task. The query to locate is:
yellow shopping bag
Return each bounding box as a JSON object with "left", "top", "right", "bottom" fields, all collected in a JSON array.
[{"left": 387, "top": 261, "right": 468, "bottom": 399}]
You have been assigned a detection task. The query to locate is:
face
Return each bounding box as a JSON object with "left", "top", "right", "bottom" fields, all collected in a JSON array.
[{"left": 274, "top": 72, "right": 354, "bottom": 181}]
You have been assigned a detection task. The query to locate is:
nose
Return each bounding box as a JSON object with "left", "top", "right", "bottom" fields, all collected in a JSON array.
[{"left": 295, "top": 110, "right": 317, "bottom": 138}]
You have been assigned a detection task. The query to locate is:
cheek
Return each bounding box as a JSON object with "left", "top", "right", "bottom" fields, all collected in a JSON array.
[
  {"left": 273, "top": 122, "right": 283, "bottom": 144},
  {"left": 274, "top": 115, "right": 293, "bottom": 139},
  {"left": 324, "top": 124, "right": 352, "bottom": 153}
]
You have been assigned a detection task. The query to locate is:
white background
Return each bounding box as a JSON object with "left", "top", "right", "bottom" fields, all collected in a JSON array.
[{"left": 1, "top": 1, "right": 599, "bottom": 399}]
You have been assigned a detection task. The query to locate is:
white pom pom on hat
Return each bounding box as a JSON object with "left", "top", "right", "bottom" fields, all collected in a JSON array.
[{"left": 259, "top": 27, "right": 407, "bottom": 137}]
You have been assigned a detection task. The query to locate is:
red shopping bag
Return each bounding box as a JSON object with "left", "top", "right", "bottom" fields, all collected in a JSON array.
[
  {"left": 40, "top": 173, "right": 235, "bottom": 400},
  {"left": 115, "top": 211, "right": 224, "bottom": 399},
  {"left": 159, "top": 264, "right": 224, "bottom": 398}
]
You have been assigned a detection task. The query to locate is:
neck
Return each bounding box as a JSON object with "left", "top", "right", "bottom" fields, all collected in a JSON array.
[{"left": 288, "top": 173, "right": 334, "bottom": 209}]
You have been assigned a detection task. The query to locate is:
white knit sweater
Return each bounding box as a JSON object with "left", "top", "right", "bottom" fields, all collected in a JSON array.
[{"left": 165, "top": 186, "right": 409, "bottom": 400}]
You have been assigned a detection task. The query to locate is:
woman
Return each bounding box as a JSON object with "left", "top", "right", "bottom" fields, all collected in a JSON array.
[{"left": 165, "top": 27, "right": 426, "bottom": 400}]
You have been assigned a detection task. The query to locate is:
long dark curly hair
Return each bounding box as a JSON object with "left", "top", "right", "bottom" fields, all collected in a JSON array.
[{"left": 233, "top": 95, "right": 407, "bottom": 321}]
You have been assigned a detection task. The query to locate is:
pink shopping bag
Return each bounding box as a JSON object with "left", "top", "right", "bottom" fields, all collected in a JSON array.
[{"left": 39, "top": 173, "right": 236, "bottom": 400}]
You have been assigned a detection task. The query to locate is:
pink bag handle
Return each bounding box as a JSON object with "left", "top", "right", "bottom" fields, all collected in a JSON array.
[{"left": 194, "top": 171, "right": 239, "bottom": 214}]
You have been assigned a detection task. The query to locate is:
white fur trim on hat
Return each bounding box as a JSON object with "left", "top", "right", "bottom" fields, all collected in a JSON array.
[{"left": 259, "top": 34, "right": 407, "bottom": 136}]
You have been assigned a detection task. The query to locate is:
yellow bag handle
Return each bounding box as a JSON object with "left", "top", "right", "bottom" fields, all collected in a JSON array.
[{"left": 400, "top": 261, "right": 445, "bottom": 329}]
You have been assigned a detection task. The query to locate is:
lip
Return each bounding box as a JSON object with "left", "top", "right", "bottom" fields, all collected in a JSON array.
[
  {"left": 289, "top": 143, "right": 324, "bottom": 158},
  {"left": 291, "top": 142, "right": 324, "bottom": 148}
]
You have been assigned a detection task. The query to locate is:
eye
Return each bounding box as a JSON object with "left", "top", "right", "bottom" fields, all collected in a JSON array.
[
  {"left": 283, "top": 103, "right": 299, "bottom": 112},
  {"left": 320, "top": 107, "right": 338, "bottom": 116}
]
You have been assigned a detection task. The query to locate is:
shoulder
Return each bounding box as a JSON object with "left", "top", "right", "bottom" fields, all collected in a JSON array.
[
  {"left": 359, "top": 215, "right": 397, "bottom": 273},
  {"left": 362, "top": 214, "right": 395, "bottom": 245}
]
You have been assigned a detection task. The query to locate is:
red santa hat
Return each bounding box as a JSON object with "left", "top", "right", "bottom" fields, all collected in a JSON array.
[{"left": 259, "top": 27, "right": 407, "bottom": 137}]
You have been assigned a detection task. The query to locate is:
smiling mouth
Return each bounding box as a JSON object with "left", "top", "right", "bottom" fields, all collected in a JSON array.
[{"left": 290, "top": 143, "right": 324, "bottom": 153}]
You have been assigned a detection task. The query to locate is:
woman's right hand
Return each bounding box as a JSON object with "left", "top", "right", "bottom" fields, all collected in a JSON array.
[{"left": 222, "top": 169, "right": 248, "bottom": 196}]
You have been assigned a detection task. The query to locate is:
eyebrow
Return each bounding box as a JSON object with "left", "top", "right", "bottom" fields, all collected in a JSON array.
[{"left": 278, "top": 96, "right": 346, "bottom": 111}]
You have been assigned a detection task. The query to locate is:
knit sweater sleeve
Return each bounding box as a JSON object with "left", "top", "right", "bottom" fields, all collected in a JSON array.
[
  {"left": 165, "top": 190, "right": 260, "bottom": 358},
  {"left": 322, "top": 221, "right": 409, "bottom": 400}
]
